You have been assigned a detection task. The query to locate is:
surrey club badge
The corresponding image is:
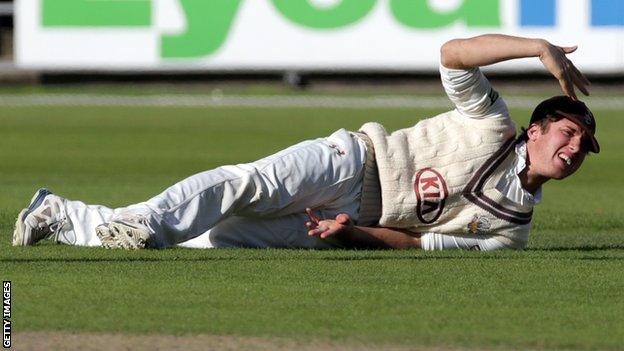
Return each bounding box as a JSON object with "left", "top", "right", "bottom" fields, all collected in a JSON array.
[{"left": 467, "top": 214, "right": 491, "bottom": 235}]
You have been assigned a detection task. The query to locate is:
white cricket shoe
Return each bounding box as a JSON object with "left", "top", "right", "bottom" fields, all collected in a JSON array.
[
  {"left": 96, "top": 215, "right": 154, "bottom": 249},
  {"left": 13, "top": 188, "right": 68, "bottom": 246}
]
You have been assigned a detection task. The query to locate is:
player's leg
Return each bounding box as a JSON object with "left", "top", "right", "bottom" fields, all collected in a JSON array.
[
  {"left": 14, "top": 188, "right": 177, "bottom": 248},
  {"left": 13, "top": 188, "right": 114, "bottom": 247},
  {"left": 12, "top": 189, "right": 336, "bottom": 249},
  {"left": 177, "top": 211, "right": 350, "bottom": 249},
  {"left": 104, "top": 129, "right": 367, "bottom": 249},
  {"left": 11, "top": 187, "right": 325, "bottom": 249},
  {"left": 59, "top": 198, "right": 120, "bottom": 246}
]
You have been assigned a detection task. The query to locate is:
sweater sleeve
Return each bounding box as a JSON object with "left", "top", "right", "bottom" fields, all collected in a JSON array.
[
  {"left": 439, "top": 63, "right": 510, "bottom": 120},
  {"left": 420, "top": 232, "right": 524, "bottom": 251}
]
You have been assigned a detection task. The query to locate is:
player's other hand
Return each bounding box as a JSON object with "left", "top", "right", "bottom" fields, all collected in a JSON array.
[
  {"left": 305, "top": 208, "right": 353, "bottom": 238},
  {"left": 539, "top": 41, "right": 590, "bottom": 101}
]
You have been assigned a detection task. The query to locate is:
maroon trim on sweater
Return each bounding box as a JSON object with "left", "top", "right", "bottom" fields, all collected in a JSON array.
[{"left": 462, "top": 138, "right": 533, "bottom": 225}]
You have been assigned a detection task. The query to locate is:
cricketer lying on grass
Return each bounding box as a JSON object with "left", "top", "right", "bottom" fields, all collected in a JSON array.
[{"left": 13, "top": 34, "right": 600, "bottom": 251}]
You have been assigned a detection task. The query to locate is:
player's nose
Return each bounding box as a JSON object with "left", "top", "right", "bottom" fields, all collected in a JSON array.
[{"left": 568, "top": 135, "right": 582, "bottom": 153}]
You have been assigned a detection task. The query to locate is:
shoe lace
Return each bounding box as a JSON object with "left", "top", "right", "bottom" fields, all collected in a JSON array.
[
  {"left": 34, "top": 217, "right": 67, "bottom": 242},
  {"left": 32, "top": 197, "right": 69, "bottom": 242}
]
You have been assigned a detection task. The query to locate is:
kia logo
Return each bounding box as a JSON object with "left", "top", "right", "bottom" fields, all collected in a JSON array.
[{"left": 414, "top": 168, "right": 448, "bottom": 224}]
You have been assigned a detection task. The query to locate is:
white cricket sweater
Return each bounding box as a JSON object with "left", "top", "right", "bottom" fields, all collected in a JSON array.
[{"left": 356, "top": 65, "right": 535, "bottom": 247}]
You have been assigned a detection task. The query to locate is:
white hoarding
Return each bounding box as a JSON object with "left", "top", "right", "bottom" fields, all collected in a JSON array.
[{"left": 15, "top": 0, "right": 624, "bottom": 73}]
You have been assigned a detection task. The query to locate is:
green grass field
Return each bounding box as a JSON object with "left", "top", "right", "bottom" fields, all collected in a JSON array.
[{"left": 2, "top": 88, "right": 623, "bottom": 350}]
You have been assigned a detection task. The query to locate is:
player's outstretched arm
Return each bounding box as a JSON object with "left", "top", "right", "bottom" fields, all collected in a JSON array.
[
  {"left": 305, "top": 208, "right": 421, "bottom": 249},
  {"left": 440, "top": 34, "right": 590, "bottom": 100}
]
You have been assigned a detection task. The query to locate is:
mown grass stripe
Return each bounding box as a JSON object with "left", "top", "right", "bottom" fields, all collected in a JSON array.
[{"left": 0, "top": 94, "right": 622, "bottom": 109}]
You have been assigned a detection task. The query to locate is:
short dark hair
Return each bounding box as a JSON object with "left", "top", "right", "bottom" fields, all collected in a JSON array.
[
  {"left": 518, "top": 115, "right": 563, "bottom": 142},
  {"left": 518, "top": 114, "right": 592, "bottom": 153},
  {"left": 526, "top": 96, "right": 599, "bottom": 153}
]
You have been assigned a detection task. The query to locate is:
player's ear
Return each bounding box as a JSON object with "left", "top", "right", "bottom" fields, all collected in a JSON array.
[{"left": 526, "top": 123, "right": 541, "bottom": 141}]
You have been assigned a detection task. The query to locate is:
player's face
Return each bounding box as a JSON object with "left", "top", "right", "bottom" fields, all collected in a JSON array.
[{"left": 527, "top": 118, "right": 588, "bottom": 180}]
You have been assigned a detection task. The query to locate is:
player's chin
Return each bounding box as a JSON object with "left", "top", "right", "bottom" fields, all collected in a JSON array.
[
  {"left": 546, "top": 166, "right": 566, "bottom": 180},
  {"left": 549, "top": 159, "right": 579, "bottom": 180},
  {"left": 552, "top": 166, "right": 579, "bottom": 180},
  {"left": 544, "top": 167, "right": 568, "bottom": 180},
  {"left": 552, "top": 173, "right": 568, "bottom": 180}
]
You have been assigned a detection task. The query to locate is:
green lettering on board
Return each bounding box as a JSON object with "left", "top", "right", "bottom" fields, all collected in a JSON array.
[
  {"left": 40, "top": 0, "right": 504, "bottom": 59},
  {"left": 390, "top": 0, "right": 500, "bottom": 28},
  {"left": 42, "top": 0, "right": 151, "bottom": 27},
  {"left": 161, "top": 0, "right": 243, "bottom": 58},
  {"left": 271, "top": 0, "right": 376, "bottom": 29}
]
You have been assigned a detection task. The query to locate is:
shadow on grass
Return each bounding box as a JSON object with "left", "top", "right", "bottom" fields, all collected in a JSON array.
[
  {"left": 528, "top": 245, "right": 624, "bottom": 251},
  {"left": 3, "top": 246, "right": 624, "bottom": 264},
  {"left": 0, "top": 256, "right": 479, "bottom": 264}
]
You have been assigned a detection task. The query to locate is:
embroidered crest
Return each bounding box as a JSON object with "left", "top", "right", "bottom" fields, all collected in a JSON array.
[{"left": 467, "top": 214, "right": 491, "bottom": 235}]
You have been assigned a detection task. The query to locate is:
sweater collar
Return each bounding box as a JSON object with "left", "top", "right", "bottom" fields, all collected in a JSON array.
[{"left": 495, "top": 140, "right": 542, "bottom": 206}]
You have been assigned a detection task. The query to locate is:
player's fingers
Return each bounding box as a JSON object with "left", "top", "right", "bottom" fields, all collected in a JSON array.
[
  {"left": 559, "top": 74, "right": 577, "bottom": 100},
  {"left": 319, "top": 226, "right": 333, "bottom": 237},
  {"left": 308, "top": 228, "right": 323, "bottom": 236},
  {"left": 561, "top": 45, "right": 577, "bottom": 54},
  {"left": 320, "top": 228, "right": 337, "bottom": 239},
  {"left": 565, "top": 71, "right": 580, "bottom": 100},
  {"left": 336, "top": 213, "right": 351, "bottom": 225},
  {"left": 571, "top": 63, "right": 591, "bottom": 87},
  {"left": 558, "top": 60, "right": 587, "bottom": 96},
  {"left": 305, "top": 208, "right": 320, "bottom": 224},
  {"left": 571, "top": 73, "right": 590, "bottom": 96}
]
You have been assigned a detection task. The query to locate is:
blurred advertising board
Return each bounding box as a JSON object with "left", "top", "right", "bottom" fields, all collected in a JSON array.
[{"left": 15, "top": 0, "right": 624, "bottom": 73}]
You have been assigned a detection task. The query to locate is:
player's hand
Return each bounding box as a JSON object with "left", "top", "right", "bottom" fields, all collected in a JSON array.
[
  {"left": 539, "top": 41, "right": 590, "bottom": 100},
  {"left": 305, "top": 208, "right": 353, "bottom": 239}
]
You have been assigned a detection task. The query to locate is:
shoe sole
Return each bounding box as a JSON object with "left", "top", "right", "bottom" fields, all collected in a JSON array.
[
  {"left": 12, "top": 188, "right": 53, "bottom": 246},
  {"left": 12, "top": 209, "right": 28, "bottom": 246},
  {"left": 96, "top": 224, "right": 120, "bottom": 249},
  {"left": 96, "top": 222, "right": 151, "bottom": 250}
]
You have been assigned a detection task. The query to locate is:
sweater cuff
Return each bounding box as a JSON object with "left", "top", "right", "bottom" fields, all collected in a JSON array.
[{"left": 351, "top": 131, "right": 382, "bottom": 227}]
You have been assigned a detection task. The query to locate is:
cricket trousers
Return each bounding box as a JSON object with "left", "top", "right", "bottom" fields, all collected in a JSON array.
[{"left": 57, "top": 129, "right": 368, "bottom": 249}]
